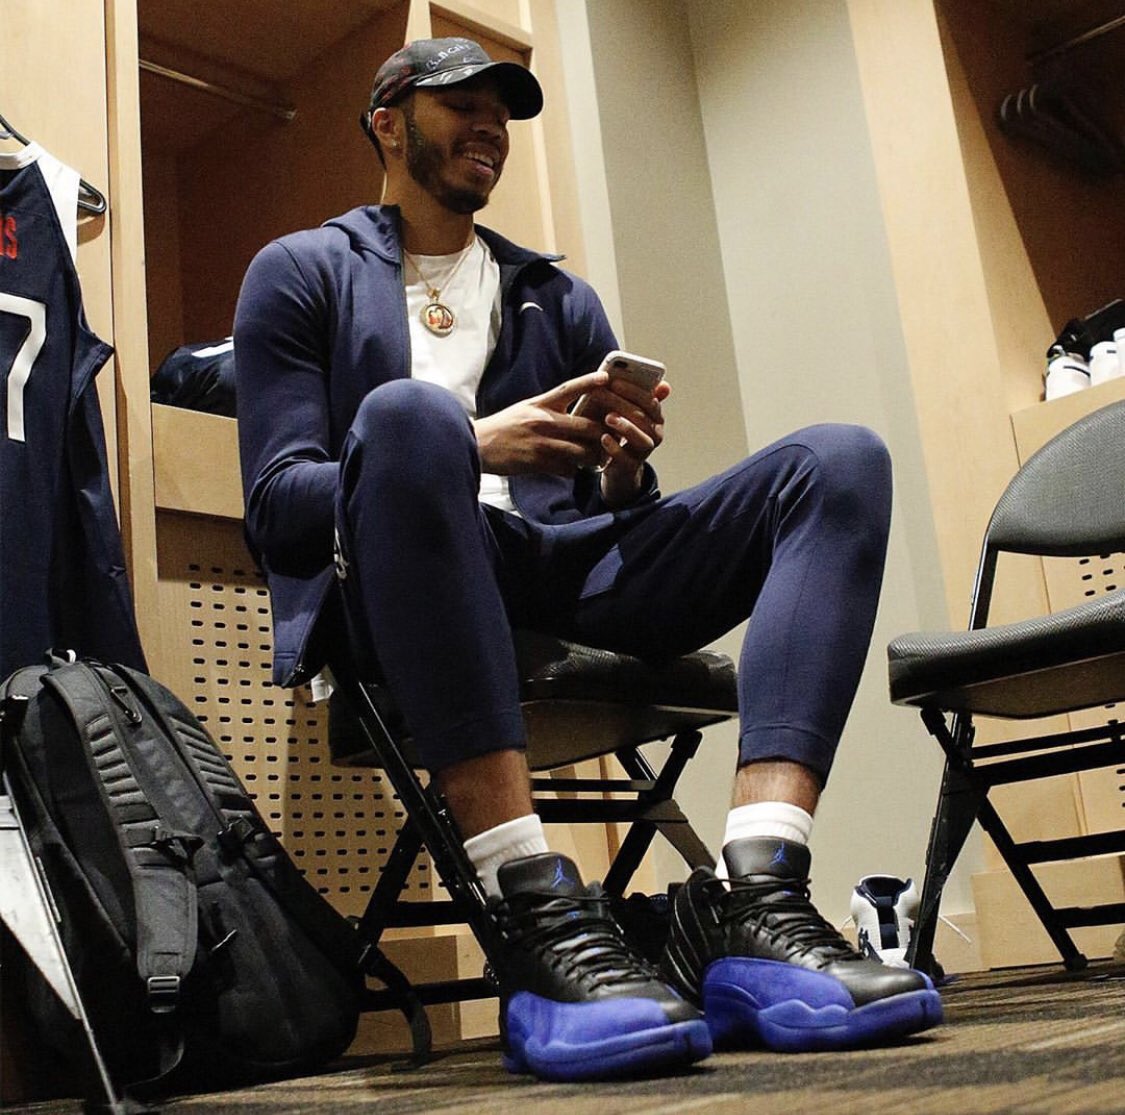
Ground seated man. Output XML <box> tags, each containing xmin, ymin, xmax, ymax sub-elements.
<box><xmin>234</xmin><ymin>36</ymin><xmax>942</xmax><ymax>1083</ymax></box>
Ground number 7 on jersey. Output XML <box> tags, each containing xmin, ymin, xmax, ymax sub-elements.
<box><xmin>0</xmin><ymin>292</ymin><xmax>47</xmax><ymax>443</ymax></box>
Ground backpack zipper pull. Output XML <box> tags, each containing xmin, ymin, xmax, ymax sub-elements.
<box><xmin>109</xmin><ymin>684</ymin><xmax>143</xmax><ymax>724</ymax></box>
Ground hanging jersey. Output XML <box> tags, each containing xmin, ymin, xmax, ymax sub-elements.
<box><xmin>9</xmin><ymin>143</ymin><xmax>81</xmax><ymax>263</ymax></box>
<box><xmin>0</xmin><ymin>144</ymin><xmax>146</xmax><ymax>677</ymax></box>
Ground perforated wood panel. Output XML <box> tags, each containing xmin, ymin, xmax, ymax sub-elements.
<box><xmin>154</xmin><ymin>511</ymin><xmax>433</xmax><ymax>918</ymax></box>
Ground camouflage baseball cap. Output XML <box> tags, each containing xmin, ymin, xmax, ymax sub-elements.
<box><xmin>367</xmin><ymin>37</ymin><xmax>543</xmax><ymax>120</ymax></box>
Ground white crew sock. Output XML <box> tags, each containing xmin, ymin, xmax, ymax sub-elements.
<box><xmin>716</xmin><ymin>801</ymin><xmax>815</xmax><ymax>879</ymax></box>
<box><xmin>463</xmin><ymin>813</ymin><xmax>550</xmax><ymax>898</ymax></box>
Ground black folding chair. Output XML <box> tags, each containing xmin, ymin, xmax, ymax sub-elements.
<box><xmin>326</xmin><ymin>630</ymin><xmax>737</xmax><ymax>1053</ymax></box>
<box><xmin>887</xmin><ymin>399</ymin><xmax>1125</xmax><ymax>975</ymax></box>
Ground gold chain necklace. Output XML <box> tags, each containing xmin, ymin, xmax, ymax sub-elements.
<box><xmin>403</xmin><ymin>239</ymin><xmax>477</xmax><ymax>337</ymax></box>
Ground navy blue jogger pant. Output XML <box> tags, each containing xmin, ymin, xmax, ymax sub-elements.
<box><xmin>335</xmin><ymin>380</ymin><xmax>892</xmax><ymax>784</ymax></box>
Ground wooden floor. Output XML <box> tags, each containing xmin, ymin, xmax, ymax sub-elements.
<box><xmin>7</xmin><ymin>962</ymin><xmax>1125</xmax><ymax>1115</ymax></box>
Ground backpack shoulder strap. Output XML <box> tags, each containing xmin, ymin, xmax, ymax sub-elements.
<box><xmin>120</xmin><ymin>665</ymin><xmax>363</xmax><ymax>971</ymax></box>
<box><xmin>43</xmin><ymin>662</ymin><xmax>199</xmax><ymax>1019</ymax></box>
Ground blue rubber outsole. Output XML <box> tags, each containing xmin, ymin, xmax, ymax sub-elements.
<box><xmin>704</xmin><ymin>973</ymin><xmax>944</xmax><ymax>1053</ymax></box>
<box><xmin>503</xmin><ymin>1016</ymin><xmax>713</xmax><ymax>1082</ymax></box>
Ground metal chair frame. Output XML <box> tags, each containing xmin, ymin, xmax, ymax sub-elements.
<box><xmin>325</xmin><ymin>643</ymin><xmax>736</xmax><ymax>1053</ymax></box>
<box><xmin>890</xmin><ymin>400</ymin><xmax>1125</xmax><ymax>975</ymax></box>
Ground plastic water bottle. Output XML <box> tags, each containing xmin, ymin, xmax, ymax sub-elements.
<box><xmin>1089</xmin><ymin>340</ymin><xmax>1120</xmax><ymax>386</ymax></box>
<box><xmin>1044</xmin><ymin>348</ymin><xmax>1090</xmax><ymax>400</ymax></box>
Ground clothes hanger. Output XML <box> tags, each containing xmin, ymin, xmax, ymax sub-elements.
<box><xmin>0</xmin><ymin>110</ymin><xmax>107</xmax><ymax>215</ymax></box>
<box><xmin>997</xmin><ymin>82</ymin><xmax>1122</xmax><ymax>175</ymax></box>
<box><xmin>1019</xmin><ymin>84</ymin><xmax>1112</xmax><ymax>172</ymax></box>
<box><xmin>1037</xmin><ymin>82</ymin><xmax>1125</xmax><ymax>171</ymax></box>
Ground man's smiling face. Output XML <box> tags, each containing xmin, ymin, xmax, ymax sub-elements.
<box><xmin>401</xmin><ymin>80</ymin><xmax>510</xmax><ymax>214</ymax></box>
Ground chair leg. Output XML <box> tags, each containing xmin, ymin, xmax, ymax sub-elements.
<box><xmin>354</xmin><ymin>816</ymin><xmax>424</xmax><ymax>949</ymax></box>
<box><xmin>908</xmin><ymin>758</ymin><xmax>988</xmax><ymax>976</ymax></box>
<box><xmin>654</xmin><ymin>813</ymin><xmax>713</xmax><ymax>873</ymax></box>
<box><xmin>603</xmin><ymin>732</ymin><xmax>714</xmax><ymax>895</ymax></box>
<box><xmin>647</xmin><ymin>731</ymin><xmax>715</xmax><ymax>872</ymax></box>
<box><xmin>976</xmin><ymin>798</ymin><xmax>1087</xmax><ymax>971</ymax></box>
<box><xmin>601</xmin><ymin>821</ymin><xmax>654</xmax><ymax>896</ymax></box>
<box><xmin>332</xmin><ymin>672</ymin><xmax>507</xmax><ymax>970</ymax></box>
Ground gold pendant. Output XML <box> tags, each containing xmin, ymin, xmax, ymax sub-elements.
<box><xmin>421</xmin><ymin>301</ymin><xmax>455</xmax><ymax>336</ymax></box>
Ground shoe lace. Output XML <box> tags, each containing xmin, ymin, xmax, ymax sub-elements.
<box><xmin>715</xmin><ymin>874</ymin><xmax>861</xmax><ymax>965</ymax></box>
<box><xmin>497</xmin><ymin>886</ymin><xmax>660</xmax><ymax>991</ymax></box>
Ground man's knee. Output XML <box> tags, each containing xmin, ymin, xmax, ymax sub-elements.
<box><xmin>758</xmin><ymin>424</ymin><xmax>891</xmax><ymax>542</ymax></box>
<box><xmin>796</xmin><ymin>422</ymin><xmax>887</xmax><ymax>465</ymax></box>
<box><xmin>346</xmin><ymin>380</ymin><xmax>478</xmax><ymax>495</ymax></box>
<box><xmin>799</xmin><ymin>423</ymin><xmax>890</xmax><ymax>508</ymax></box>
<box><xmin>351</xmin><ymin>379</ymin><xmax>473</xmax><ymax>453</ymax></box>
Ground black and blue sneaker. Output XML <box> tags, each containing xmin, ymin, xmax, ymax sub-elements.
<box><xmin>661</xmin><ymin>837</ymin><xmax>943</xmax><ymax>1053</ymax></box>
<box><xmin>491</xmin><ymin>853</ymin><xmax>712</xmax><ymax>1081</ymax></box>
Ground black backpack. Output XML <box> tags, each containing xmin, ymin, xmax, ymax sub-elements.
<box><xmin>0</xmin><ymin>655</ymin><xmax>364</xmax><ymax>1097</ymax></box>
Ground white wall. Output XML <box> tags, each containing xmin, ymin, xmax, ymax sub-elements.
<box><xmin>561</xmin><ymin>0</ymin><xmax>982</xmax><ymax>925</ymax></box>
<box><xmin>557</xmin><ymin>0</ymin><xmax>747</xmax><ymax>884</ymax></box>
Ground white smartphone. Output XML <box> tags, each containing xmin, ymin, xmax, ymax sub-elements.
<box><xmin>571</xmin><ymin>350</ymin><xmax>666</xmax><ymax>418</ymax></box>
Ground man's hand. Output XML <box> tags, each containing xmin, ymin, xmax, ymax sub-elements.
<box><xmin>595</xmin><ymin>377</ymin><xmax>671</xmax><ymax>508</ymax></box>
<box><xmin>474</xmin><ymin>369</ymin><xmax>612</xmax><ymax>476</ymax></box>
<box><xmin>474</xmin><ymin>369</ymin><xmax>671</xmax><ymax>508</ymax></box>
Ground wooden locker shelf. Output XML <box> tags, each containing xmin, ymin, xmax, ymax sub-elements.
<box><xmin>152</xmin><ymin>404</ymin><xmax>242</xmax><ymax>518</ymax></box>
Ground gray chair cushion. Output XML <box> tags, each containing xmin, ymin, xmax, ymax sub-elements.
<box><xmin>888</xmin><ymin>588</ymin><xmax>1125</xmax><ymax>718</ymax></box>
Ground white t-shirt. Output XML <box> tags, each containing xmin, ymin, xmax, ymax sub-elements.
<box><xmin>405</xmin><ymin>236</ymin><xmax>516</xmax><ymax>514</ymax></box>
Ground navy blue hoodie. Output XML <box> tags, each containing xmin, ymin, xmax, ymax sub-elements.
<box><xmin>234</xmin><ymin>205</ymin><xmax>655</xmax><ymax>685</ymax></box>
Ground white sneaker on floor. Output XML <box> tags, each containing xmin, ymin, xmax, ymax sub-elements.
<box><xmin>850</xmin><ymin>875</ymin><xmax>919</xmax><ymax>969</ymax></box>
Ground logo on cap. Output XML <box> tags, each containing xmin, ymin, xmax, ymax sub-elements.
<box><xmin>423</xmin><ymin>41</ymin><xmax>471</xmax><ymax>71</ymax></box>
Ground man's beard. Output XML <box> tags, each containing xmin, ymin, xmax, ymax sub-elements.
<box><xmin>404</xmin><ymin>114</ymin><xmax>494</xmax><ymax>215</ymax></box>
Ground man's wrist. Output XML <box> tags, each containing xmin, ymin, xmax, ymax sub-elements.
<box><xmin>599</xmin><ymin>466</ymin><xmax>644</xmax><ymax>509</ymax></box>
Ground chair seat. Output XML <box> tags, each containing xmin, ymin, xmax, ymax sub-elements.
<box><xmin>330</xmin><ymin>631</ymin><xmax>738</xmax><ymax>770</ymax></box>
<box><xmin>888</xmin><ymin>588</ymin><xmax>1125</xmax><ymax>718</ymax></box>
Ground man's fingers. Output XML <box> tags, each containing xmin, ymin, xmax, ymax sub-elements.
<box><xmin>599</xmin><ymin>377</ymin><xmax>669</xmax><ymax>425</ymax></box>
<box><xmin>545</xmin><ymin>406</ymin><xmax>606</xmax><ymax>445</ymax></box>
<box><xmin>604</xmin><ymin>377</ymin><xmax>652</xmax><ymax>407</ymax></box>
<box><xmin>542</xmin><ymin>435</ymin><xmax>605</xmax><ymax>474</ymax></box>
<box><xmin>606</xmin><ymin>413</ymin><xmax>656</xmax><ymax>456</ymax></box>
<box><xmin>544</xmin><ymin>368</ymin><xmax>610</xmax><ymax>409</ymax></box>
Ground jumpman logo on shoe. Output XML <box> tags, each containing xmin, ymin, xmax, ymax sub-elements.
<box><xmin>770</xmin><ymin>844</ymin><xmax>788</xmax><ymax>869</ymax></box>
